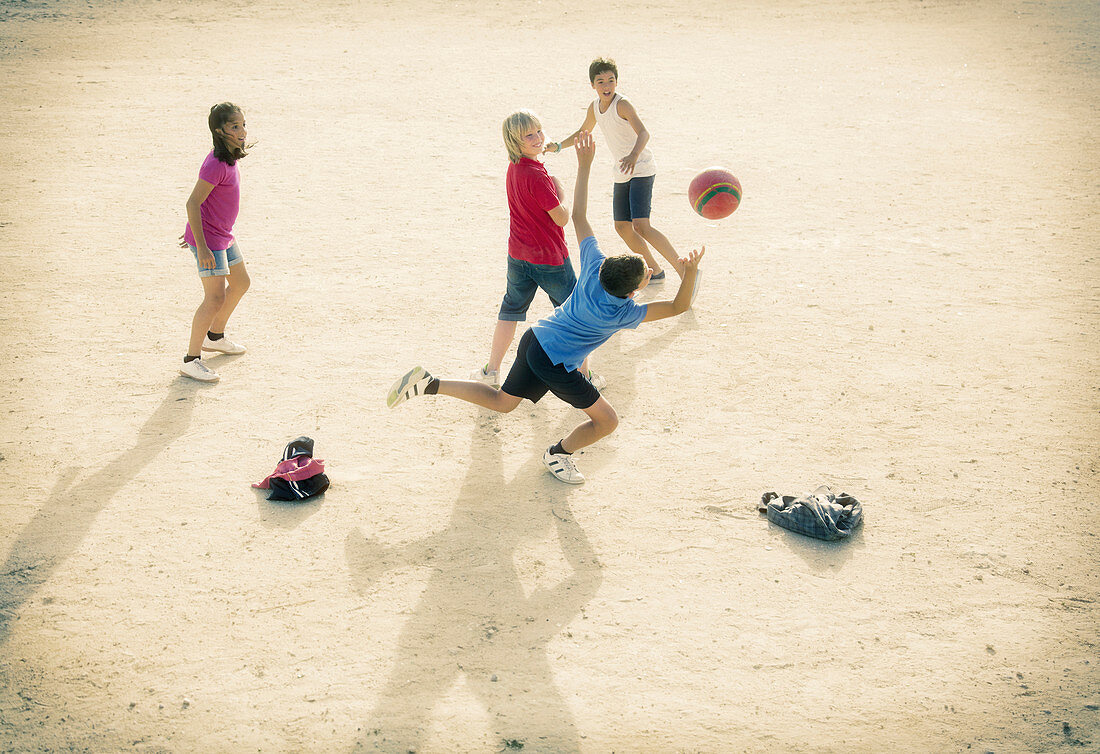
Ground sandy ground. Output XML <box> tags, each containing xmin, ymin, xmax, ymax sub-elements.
<box><xmin>0</xmin><ymin>0</ymin><xmax>1097</xmax><ymax>751</ymax></box>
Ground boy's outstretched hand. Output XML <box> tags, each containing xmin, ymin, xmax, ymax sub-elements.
<box><xmin>574</xmin><ymin>130</ymin><xmax>595</xmax><ymax>166</ymax></box>
<box><xmin>681</xmin><ymin>246</ymin><xmax>706</xmax><ymax>272</ymax></box>
<box><xmin>639</xmin><ymin>245</ymin><xmax>707</xmax><ymax>323</ymax></box>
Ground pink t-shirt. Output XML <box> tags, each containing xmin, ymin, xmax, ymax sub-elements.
<box><xmin>183</xmin><ymin>151</ymin><xmax>240</xmax><ymax>251</ymax></box>
<box><xmin>506</xmin><ymin>157</ymin><xmax>568</xmax><ymax>266</ymax></box>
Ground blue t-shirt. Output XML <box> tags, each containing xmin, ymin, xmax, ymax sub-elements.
<box><xmin>531</xmin><ymin>235</ymin><xmax>648</xmax><ymax>371</ymax></box>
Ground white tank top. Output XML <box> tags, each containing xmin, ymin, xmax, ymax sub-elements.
<box><xmin>593</xmin><ymin>94</ymin><xmax>656</xmax><ymax>183</ymax></box>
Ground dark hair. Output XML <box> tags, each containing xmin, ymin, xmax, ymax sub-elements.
<box><xmin>599</xmin><ymin>254</ymin><xmax>646</xmax><ymax>298</ymax></box>
<box><xmin>588</xmin><ymin>57</ymin><xmax>618</xmax><ymax>83</ymax></box>
<box><xmin>209</xmin><ymin>102</ymin><xmax>248</xmax><ymax>165</ymax></box>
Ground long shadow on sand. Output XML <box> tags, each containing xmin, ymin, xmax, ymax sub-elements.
<box><xmin>346</xmin><ymin>416</ymin><xmax>603</xmax><ymax>752</ymax></box>
<box><xmin>0</xmin><ymin>380</ymin><xmax>200</xmax><ymax>644</ymax></box>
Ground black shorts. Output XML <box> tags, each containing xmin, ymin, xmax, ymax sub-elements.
<box><xmin>612</xmin><ymin>175</ymin><xmax>655</xmax><ymax>222</ymax></box>
<box><xmin>501</xmin><ymin>329</ymin><xmax>601</xmax><ymax>410</ymax></box>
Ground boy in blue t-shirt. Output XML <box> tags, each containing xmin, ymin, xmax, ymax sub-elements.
<box><xmin>387</xmin><ymin>131</ymin><xmax>704</xmax><ymax>485</ymax></box>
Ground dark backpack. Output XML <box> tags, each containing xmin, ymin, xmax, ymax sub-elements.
<box><xmin>253</xmin><ymin>436</ymin><xmax>330</xmax><ymax>502</ymax></box>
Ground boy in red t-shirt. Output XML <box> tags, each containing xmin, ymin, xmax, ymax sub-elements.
<box><xmin>471</xmin><ymin>109</ymin><xmax>597</xmax><ymax>388</ymax></box>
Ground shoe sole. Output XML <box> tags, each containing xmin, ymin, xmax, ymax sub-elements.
<box><xmin>387</xmin><ymin>367</ymin><xmax>426</xmax><ymax>408</ymax></box>
<box><xmin>542</xmin><ymin>454</ymin><xmax>585</xmax><ymax>484</ymax></box>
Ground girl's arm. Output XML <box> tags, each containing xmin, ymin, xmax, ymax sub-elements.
<box><xmin>616</xmin><ymin>98</ymin><xmax>650</xmax><ymax>175</ymax></box>
<box><xmin>184</xmin><ymin>179</ymin><xmax>216</xmax><ymax>268</ymax></box>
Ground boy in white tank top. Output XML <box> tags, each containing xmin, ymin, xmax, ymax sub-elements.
<box><xmin>546</xmin><ymin>57</ymin><xmax>684</xmax><ymax>281</ymax></box>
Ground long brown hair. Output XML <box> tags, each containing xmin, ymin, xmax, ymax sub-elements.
<box><xmin>208</xmin><ymin>102</ymin><xmax>250</xmax><ymax>165</ymax></box>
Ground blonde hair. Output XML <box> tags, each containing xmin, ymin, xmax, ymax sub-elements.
<box><xmin>502</xmin><ymin>109</ymin><xmax>541</xmax><ymax>164</ymax></box>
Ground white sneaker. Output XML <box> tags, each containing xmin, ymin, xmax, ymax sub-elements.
<box><xmin>387</xmin><ymin>366</ymin><xmax>433</xmax><ymax>408</ymax></box>
<box><xmin>585</xmin><ymin>371</ymin><xmax>607</xmax><ymax>390</ymax></box>
<box><xmin>542</xmin><ymin>447</ymin><xmax>585</xmax><ymax>484</ymax></box>
<box><xmin>180</xmin><ymin>358</ymin><xmax>219</xmax><ymax>382</ymax></box>
<box><xmin>202</xmin><ymin>335</ymin><xmax>246</xmax><ymax>354</ymax></box>
<box><xmin>470</xmin><ymin>365</ymin><xmax>500</xmax><ymax>389</ymax></box>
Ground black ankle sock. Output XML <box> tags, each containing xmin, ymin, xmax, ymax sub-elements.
<box><xmin>425</xmin><ymin>378</ymin><xmax>440</xmax><ymax>395</ymax></box>
<box><xmin>207</xmin><ymin>331</ymin><xmax>224</xmax><ymax>341</ymax></box>
<box><xmin>184</xmin><ymin>355</ymin><xmax>200</xmax><ymax>363</ymax></box>
<box><xmin>550</xmin><ymin>440</ymin><xmax>570</xmax><ymax>456</ymax></box>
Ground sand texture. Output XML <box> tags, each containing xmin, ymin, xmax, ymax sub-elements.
<box><xmin>1</xmin><ymin>0</ymin><xmax>1097</xmax><ymax>751</ymax></box>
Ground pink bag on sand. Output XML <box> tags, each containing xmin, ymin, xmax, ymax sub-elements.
<box><xmin>252</xmin><ymin>436</ymin><xmax>329</xmax><ymax>501</ymax></box>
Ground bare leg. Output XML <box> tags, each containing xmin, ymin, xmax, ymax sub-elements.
<box><xmin>615</xmin><ymin>221</ymin><xmax>662</xmax><ymax>274</ymax></box>
<box><xmin>559</xmin><ymin>397</ymin><xmax>619</xmax><ymax>453</ymax></box>
<box><xmin>436</xmin><ymin>379</ymin><xmax>524</xmax><ymax>413</ymax></box>
<box><xmin>209</xmin><ymin>261</ymin><xmax>251</xmax><ymax>333</ymax></box>
<box><xmin>487</xmin><ymin>319</ymin><xmax>518</xmax><ymax>373</ymax></box>
<box><xmin>632</xmin><ymin>219</ymin><xmax>683</xmax><ymax>276</ymax></box>
<box><xmin>188</xmin><ymin>276</ymin><xmax>227</xmax><ymax>357</ymax></box>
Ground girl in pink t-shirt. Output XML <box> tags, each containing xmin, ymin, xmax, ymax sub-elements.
<box><xmin>177</xmin><ymin>102</ymin><xmax>253</xmax><ymax>383</ymax></box>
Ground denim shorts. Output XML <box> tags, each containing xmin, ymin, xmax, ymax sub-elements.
<box><xmin>498</xmin><ymin>255</ymin><xmax>577</xmax><ymax>321</ymax></box>
<box><xmin>501</xmin><ymin>329</ymin><xmax>601</xmax><ymax>409</ymax></box>
<box><xmin>189</xmin><ymin>242</ymin><xmax>243</xmax><ymax>277</ymax></box>
<box><xmin>612</xmin><ymin>175</ymin><xmax>655</xmax><ymax>222</ymax></box>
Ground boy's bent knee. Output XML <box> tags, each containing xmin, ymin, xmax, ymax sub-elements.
<box><xmin>587</xmin><ymin>401</ymin><xmax>619</xmax><ymax>434</ymax></box>
<box><xmin>601</xmin><ymin>413</ymin><xmax>619</xmax><ymax>435</ymax></box>
<box><xmin>497</xmin><ymin>393</ymin><xmax>524</xmax><ymax>413</ymax></box>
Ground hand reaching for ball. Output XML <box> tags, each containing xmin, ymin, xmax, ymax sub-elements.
<box><xmin>682</xmin><ymin>246</ymin><xmax>706</xmax><ymax>273</ymax></box>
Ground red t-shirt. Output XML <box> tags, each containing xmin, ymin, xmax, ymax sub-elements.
<box><xmin>506</xmin><ymin>157</ymin><xmax>568</xmax><ymax>265</ymax></box>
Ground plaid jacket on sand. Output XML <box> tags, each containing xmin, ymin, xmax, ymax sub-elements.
<box><xmin>758</xmin><ymin>485</ymin><xmax>863</xmax><ymax>541</ymax></box>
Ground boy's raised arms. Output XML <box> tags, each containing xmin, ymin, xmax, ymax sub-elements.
<box><xmin>571</xmin><ymin>131</ymin><xmax>596</xmax><ymax>244</ymax></box>
<box><xmin>642</xmin><ymin>247</ymin><xmax>705</xmax><ymax>322</ymax></box>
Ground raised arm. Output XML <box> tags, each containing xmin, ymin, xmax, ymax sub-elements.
<box><xmin>571</xmin><ymin>131</ymin><xmax>596</xmax><ymax>244</ymax></box>
<box><xmin>545</xmin><ymin>103</ymin><xmax>597</xmax><ymax>155</ymax></box>
<box><xmin>642</xmin><ymin>247</ymin><xmax>705</xmax><ymax>322</ymax></box>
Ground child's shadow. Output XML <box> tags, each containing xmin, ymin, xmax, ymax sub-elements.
<box><xmin>0</xmin><ymin>381</ymin><xmax>200</xmax><ymax>644</ymax></box>
<box><xmin>346</xmin><ymin>417</ymin><xmax>602</xmax><ymax>752</ymax></box>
